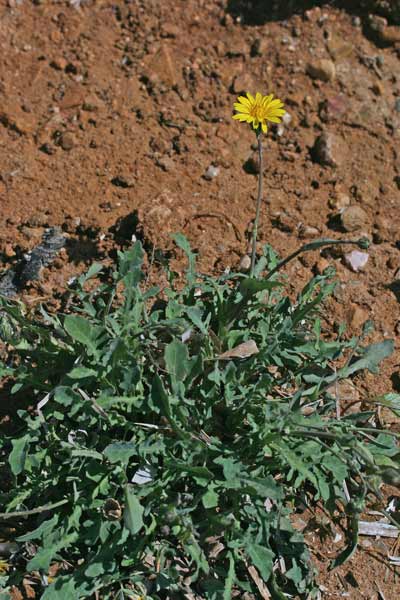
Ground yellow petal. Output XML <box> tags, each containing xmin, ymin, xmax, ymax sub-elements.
<box><xmin>261</xmin><ymin>121</ymin><xmax>268</xmax><ymax>133</ymax></box>
<box><xmin>266</xmin><ymin>115</ymin><xmax>282</xmax><ymax>123</ymax></box>
<box><xmin>237</xmin><ymin>95</ymin><xmax>251</xmax><ymax>108</ymax></box>
<box><xmin>252</xmin><ymin>119</ymin><xmax>259</xmax><ymax>129</ymax></box>
<box><xmin>255</xmin><ymin>92</ymin><xmax>263</xmax><ymax>104</ymax></box>
<box><xmin>268</xmin><ymin>108</ymin><xmax>286</xmax><ymax>118</ymax></box>
<box><xmin>232</xmin><ymin>113</ymin><xmax>247</xmax><ymax>121</ymax></box>
<box><xmin>263</xmin><ymin>94</ymin><xmax>274</xmax><ymax>105</ymax></box>
<box><xmin>246</xmin><ymin>92</ymin><xmax>255</xmax><ymax>104</ymax></box>
<box><xmin>268</xmin><ymin>99</ymin><xmax>284</xmax><ymax>109</ymax></box>
<box><xmin>234</xmin><ymin>102</ymin><xmax>250</xmax><ymax>113</ymax></box>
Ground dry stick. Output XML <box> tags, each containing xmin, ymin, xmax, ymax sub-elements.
<box><xmin>0</xmin><ymin>498</ymin><xmax>68</xmax><ymax>520</ymax></box>
<box><xmin>250</xmin><ymin>133</ymin><xmax>263</xmax><ymax>276</ymax></box>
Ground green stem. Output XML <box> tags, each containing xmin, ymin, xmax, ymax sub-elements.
<box><xmin>250</xmin><ymin>133</ymin><xmax>263</xmax><ymax>277</ymax></box>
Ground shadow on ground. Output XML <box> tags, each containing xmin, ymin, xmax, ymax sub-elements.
<box><xmin>226</xmin><ymin>0</ymin><xmax>399</xmax><ymax>25</ymax></box>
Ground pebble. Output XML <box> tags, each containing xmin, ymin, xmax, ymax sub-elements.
<box><xmin>326</xmin><ymin>378</ymin><xmax>361</xmax><ymax>414</ymax></box>
<box><xmin>315</xmin><ymin>257</ymin><xmax>330</xmax><ymax>274</ymax></box>
<box><xmin>344</xmin><ymin>250</ymin><xmax>369</xmax><ymax>272</ymax></box>
<box><xmin>306</xmin><ymin>58</ymin><xmax>336</xmax><ymax>82</ymax></box>
<box><xmin>204</xmin><ymin>165</ymin><xmax>220</xmax><ymax>181</ymax></box>
<box><xmin>59</xmin><ymin>132</ymin><xmax>75</xmax><ymax>151</ymax></box>
<box><xmin>347</xmin><ymin>305</ymin><xmax>369</xmax><ymax>331</ymax></box>
<box><xmin>395</xmin><ymin>98</ymin><xmax>400</xmax><ymax>113</ymax></box>
<box><xmin>299</xmin><ymin>224</ymin><xmax>320</xmax><ymax>238</ymax></box>
<box><xmin>312</xmin><ymin>132</ymin><xmax>345</xmax><ymax>167</ymax></box>
<box><xmin>239</xmin><ymin>254</ymin><xmax>251</xmax><ymax>272</ymax></box>
<box><xmin>329</xmin><ymin>192</ymin><xmax>350</xmax><ymax>211</ymax></box>
<box><xmin>4</xmin><ymin>243</ymin><xmax>15</xmax><ymax>258</ymax></box>
<box><xmin>319</xmin><ymin>95</ymin><xmax>349</xmax><ymax>122</ymax></box>
<box><xmin>340</xmin><ymin>205</ymin><xmax>369</xmax><ymax>232</ymax></box>
<box><xmin>39</xmin><ymin>143</ymin><xmax>56</xmax><ymax>155</ymax></box>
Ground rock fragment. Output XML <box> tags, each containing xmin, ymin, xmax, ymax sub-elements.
<box><xmin>312</xmin><ymin>132</ymin><xmax>345</xmax><ymax>167</ymax></box>
<box><xmin>340</xmin><ymin>206</ymin><xmax>369</xmax><ymax>232</ymax></box>
<box><xmin>306</xmin><ymin>58</ymin><xmax>336</xmax><ymax>82</ymax></box>
<box><xmin>344</xmin><ymin>250</ymin><xmax>369</xmax><ymax>272</ymax></box>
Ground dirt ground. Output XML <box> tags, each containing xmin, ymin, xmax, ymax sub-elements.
<box><xmin>1</xmin><ymin>0</ymin><xmax>400</xmax><ymax>598</ymax></box>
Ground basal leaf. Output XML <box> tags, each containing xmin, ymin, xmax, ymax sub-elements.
<box><xmin>123</xmin><ymin>485</ymin><xmax>144</xmax><ymax>535</ymax></box>
<box><xmin>246</xmin><ymin>543</ymin><xmax>274</xmax><ymax>582</ymax></box>
<box><xmin>9</xmin><ymin>435</ymin><xmax>30</xmax><ymax>476</ymax></box>
<box><xmin>164</xmin><ymin>339</ymin><xmax>189</xmax><ymax>385</ymax></box>
<box><xmin>104</xmin><ymin>442</ymin><xmax>136</xmax><ymax>465</ymax></box>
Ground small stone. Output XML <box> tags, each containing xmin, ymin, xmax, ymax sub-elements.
<box><xmin>395</xmin><ymin>98</ymin><xmax>400</xmax><ymax>113</ymax></box>
<box><xmin>352</xmin><ymin>16</ymin><xmax>361</xmax><ymax>27</ymax></box>
<box><xmin>329</xmin><ymin>192</ymin><xmax>350</xmax><ymax>211</ymax></box>
<box><xmin>4</xmin><ymin>243</ymin><xmax>15</xmax><ymax>258</ymax></box>
<box><xmin>306</xmin><ymin>58</ymin><xmax>336</xmax><ymax>82</ymax></box>
<box><xmin>326</xmin><ymin>378</ymin><xmax>361</xmax><ymax>414</ymax></box>
<box><xmin>312</xmin><ymin>132</ymin><xmax>345</xmax><ymax>167</ymax></box>
<box><xmin>299</xmin><ymin>224</ymin><xmax>320</xmax><ymax>238</ymax></box>
<box><xmin>341</xmin><ymin>206</ymin><xmax>369</xmax><ymax>232</ymax></box>
<box><xmin>327</xmin><ymin>35</ymin><xmax>354</xmax><ymax>60</ymax></box>
<box><xmin>50</xmin><ymin>57</ymin><xmax>68</xmax><ymax>71</ymax></box>
<box><xmin>344</xmin><ymin>250</ymin><xmax>369</xmax><ymax>272</ymax></box>
<box><xmin>347</xmin><ymin>304</ymin><xmax>369</xmax><ymax>331</ymax></box>
<box><xmin>315</xmin><ymin>257</ymin><xmax>330</xmax><ymax>274</ymax></box>
<box><xmin>111</xmin><ymin>175</ymin><xmax>135</xmax><ymax>188</ymax></box>
<box><xmin>204</xmin><ymin>165</ymin><xmax>220</xmax><ymax>181</ymax></box>
<box><xmin>59</xmin><ymin>132</ymin><xmax>75</xmax><ymax>151</ymax></box>
<box><xmin>39</xmin><ymin>143</ymin><xmax>56</xmax><ymax>155</ymax></box>
<box><xmin>250</xmin><ymin>37</ymin><xmax>268</xmax><ymax>57</ymax></box>
<box><xmin>239</xmin><ymin>254</ymin><xmax>251</xmax><ymax>272</ymax></box>
<box><xmin>161</xmin><ymin>23</ymin><xmax>180</xmax><ymax>38</ymax></box>
<box><xmin>156</xmin><ymin>156</ymin><xmax>174</xmax><ymax>172</ymax></box>
<box><xmin>59</xmin><ymin>85</ymin><xmax>85</xmax><ymax>110</ymax></box>
<box><xmin>394</xmin><ymin>267</ymin><xmax>400</xmax><ymax>281</ymax></box>
<box><xmin>371</xmin><ymin>81</ymin><xmax>384</xmax><ymax>96</ymax></box>
<box><xmin>319</xmin><ymin>94</ymin><xmax>349</xmax><ymax>123</ymax></box>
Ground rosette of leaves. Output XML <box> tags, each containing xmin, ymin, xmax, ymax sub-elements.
<box><xmin>0</xmin><ymin>236</ymin><xmax>399</xmax><ymax>599</ymax></box>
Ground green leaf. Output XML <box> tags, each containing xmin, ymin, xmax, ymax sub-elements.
<box><xmin>342</xmin><ymin>340</ymin><xmax>394</xmax><ymax>377</ymax></box>
<box><xmin>202</xmin><ymin>487</ymin><xmax>219</xmax><ymax>509</ymax></box>
<box><xmin>68</xmin><ymin>366</ymin><xmax>97</xmax><ymax>379</ymax></box>
<box><xmin>246</xmin><ymin>543</ymin><xmax>274</xmax><ymax>582</ymax></box>
<box><xmin>164</xmin><ymin>339</ymin><xmax>189</xmax><ymax>385</ymax></box>
<box><xmin>123</xmin><ymin>485</ymin><xmax>144</xmax><ymax>535</ymax></box>
<box><xmin>239</xmin><ymin>278</ymin><xmax>281</xmax><ymax>296</ymax></box>
<box><xmin>9</xmin><ymin>435</ymin><xmax>30</xmax><ymax>476</ymax></box>
<box><xmin>16</xmin><ymin>515</ymin><xmax>58</xmax><ymax>542</ymax></box>
<box><xmin>64</xmin><ymin>315</ymin><xmax>101</xmax><ymax>355</ymax></box>
<box><xmin>27</xmin><ymin>533</ymin><xmax>78</xmax><ymax>572</ymax></box>
<box><xmin>172</xmin><ymin>233</ymin><xmax>196</xmax><ymax>284</ymax></box>
<box><xmin>223</xmin><ymin>552</ymin><xmax>236</xmax><ymax>600</ymax></box>
<box><xmin>104</xmin><ymin>442</ymin><xmax>136</xmax><ymax>464</ymax></box>
<box><xmin>41</xmin><ymin>578</ymin><xmax>77</xmax><ymax>600</ymax></box>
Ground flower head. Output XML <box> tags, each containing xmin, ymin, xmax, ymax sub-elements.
<box><xmin>233</xmin><ymin>92</ymin><xmax>285</xmax><ymax>134</ymax></box>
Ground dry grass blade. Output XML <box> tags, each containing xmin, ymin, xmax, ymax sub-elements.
<box><xmin>218</xmin><ymin>340</ymin><xmax>259</xmax><ymax>360</ymax></box>
<box><xmin>247</xmin><ymin>564</ymin><xmax>272</xmax><ymax>599</ymax></box>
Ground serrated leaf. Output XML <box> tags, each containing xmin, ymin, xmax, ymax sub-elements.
<box><xmin>342</xmin><ymin>340</ymin><xmax>394</xmax><ymax>377</ymax></box>
<box><xmin>246</xmin><ymin>543</ymin><xmax>274</xmax><ymax>582</ymax></box>
<box><xmin>41</xmin><ymin>577</ymin><xmax>77</xmax><ymax>600</ymax></box>
<box><xmin>27</xmin><ymin>533</ymin><xmax>78</xmax><ymax>572</ymax></box>
<box><xmin>64</xmin><ymin>315</ymin><xmax>101</xmax><ymax>356</ymax></box>
<box><xmin>9</xmin><ymin>435</ymin><xmax>29</xmax><ymax>476</ymax></box>
<box><xmin>16</xmin><ymin>514</ymin><xmax>58</xmax><ymax>542</ymax></box>
<box><xmin>123</xmin><ymin>485</ymin><xmax>144</xmax><ymax>535</ymax></box>
<box><xmin>223</xmin><ymin>552</ymin><xmax>236</xmax><ymax>600</ymax></box>
<box><xmin>104</xmin><ymin>442</ymin><xmax>136</xmax><ymax>464</ymax></box>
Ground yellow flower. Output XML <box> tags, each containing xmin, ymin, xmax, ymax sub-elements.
<box><xmin>233</xmin><ymin>92</ymin><xmax>285</xmax><ymax>133</ymax></box>
<box><xmin>0</xmin><ymin>559</ymin><xmax>10</xmax><ymax>575</ymax></box>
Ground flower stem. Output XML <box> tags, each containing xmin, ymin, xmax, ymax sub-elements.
<box><xmin>250</xmin><ymin>133</ymin><xmax>263</xmax><ymax>277</ymax></box>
